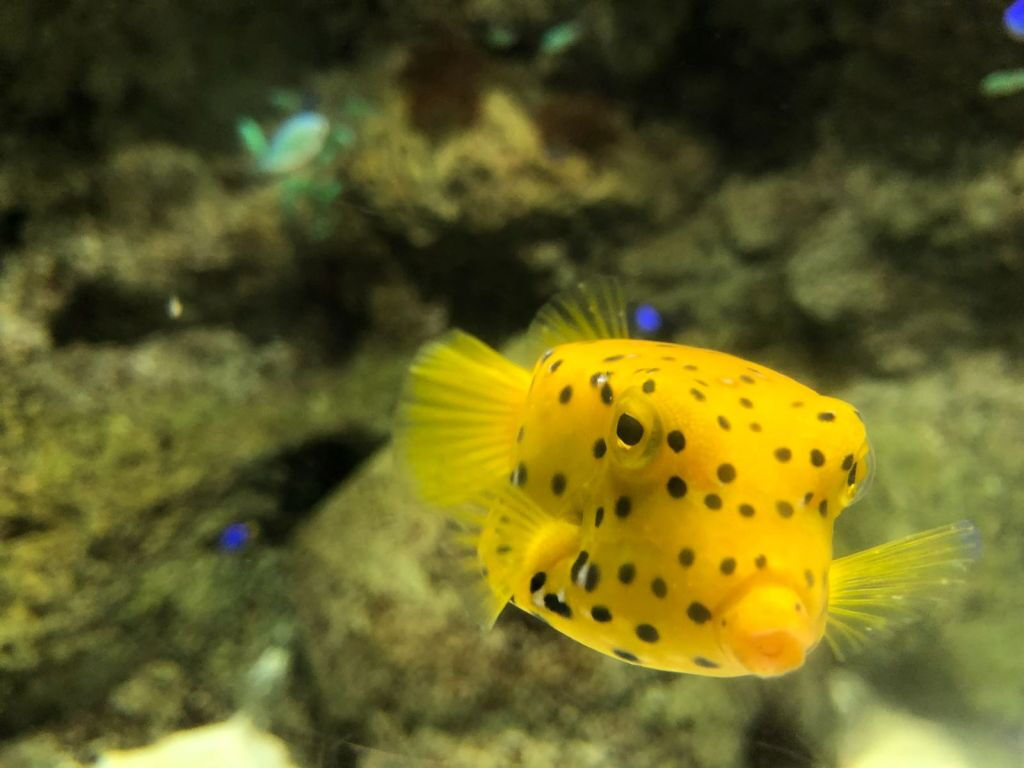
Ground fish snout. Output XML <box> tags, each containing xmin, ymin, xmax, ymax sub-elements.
<box><xmin>717</xmin><ymin>583</ymin><xmax>816</xmax><ymax>678</ymax></box>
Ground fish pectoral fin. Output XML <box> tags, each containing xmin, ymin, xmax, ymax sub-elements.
<box><xmin>395</xmin><ymin>330</ymin><xmax>530</xmax><ymax>507</ymax></box>
<box><xmin>473</xmin><ymin>485</ymin><xmax>580</xmax><ymax>629</ymax></box>
<box><xmin>825</xmin><ymin>520</ymin><xmax>980</xmax><ymax>661</ymax></box>
<box><xmin>526</xmin><ymin>277</ymin><xmax>630</xmax><ymax>358</ymax></box>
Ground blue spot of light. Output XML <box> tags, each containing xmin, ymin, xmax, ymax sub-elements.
<box><xmin>633</xmin><ymin>303</ymin><xmax>662</xmax><ymax>334</ymax></box>
<box><xmin>219</xmin><ymin>522</ymin><xmax>253</xmax><ymax>553</ymax></box>
<box><xmin>1005</xmin><ymin>0</ymin><xmax>1024</xmax><ymax>39</ymax></box>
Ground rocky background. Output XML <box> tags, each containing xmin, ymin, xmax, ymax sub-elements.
<box><xmin>1</xmin><ymin>1</ymin><xmax>1023</xmax><ymax>766</ymax></box>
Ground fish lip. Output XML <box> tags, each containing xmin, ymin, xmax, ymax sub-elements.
<box><xmin>715</xmin><ymin>578</ymin><xmax>816</xmax><ymax>677</ymax></box>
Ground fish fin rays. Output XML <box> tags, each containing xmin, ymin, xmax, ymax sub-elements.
<box><xmin>474</xmin><ymin>486</ymin><xmax>580</xmax><ymax>629</ymax></box>
<box><xmin>449</xmin><ymin>517</ymin><xmax>511</xmax><ymax>630</ymax></box>
<box><xmin>825</xmin><ymin>520</ymin><xmax>980</xmax><ymax>661</ymax></box>
<box><xmin>394</xmin><ymin>330</ymin><xmax>530</xmax><ymax>507</ymax></box>
<box><xmin>526</xmin><ymin>277</ymin><xmax>630</xmax><ymax>358</ymax></box>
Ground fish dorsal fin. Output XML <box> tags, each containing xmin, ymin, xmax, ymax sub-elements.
<box><xmin>526</xmin><ymin>277</ymin><xmax>630</xmax><ymax>359</ymax></box>
<box><xmin>472</xmin><ymin>485</ymin><xmax>579</xmax><ymax>628</ymax></box>
<box><xmin>825</xmin><ymin>520</ymin><xmax>980</xmax><ymax>662</ymax></box>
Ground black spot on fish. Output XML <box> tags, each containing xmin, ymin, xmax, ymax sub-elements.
<box><xmin>591</xmin><ymin>606</ymin><xmax>612</xmax><ymax>622</ymax></box>
<box><xmin>618</xmin><ymin>563</ymin><xmax>636</xmax><ymax>584</ymax></box>
<box><xmin>549</xmin><ymin>359</ymin><xmax>563</xmax><ymax>372</ymax></box>
<box><xmin>755</xmin><ymin>554</ymin><xmax>767</xmax><ymax>569</ymax></box>
<box><xmin>544</xmin><ymin>593</ymin><xmax>571</xmax><ymax>618</ymax></box>
<box><xmin>774</xmin><ymin>447</ymin><xmax>792</xmax><ymax>462</ymax></box>
<box><xmin>603</xmin><ymin>354</ymin><xmax>624</xmax><ymax>362</ymax></box>
<box><xmin>642</xmin><ymin>379</ymin><xmax>656</xmax><ymax>394</ymax></box>
<box><xmin>614</xmin><ymin>649</ymin><xmax>639</xmax><ymax>662</ymax></box>
<box><xmin>687</xmin><ymin>602</ymin><xmax>712</xmax><ymax>624</ymax></box>
<box><xmin>690</xmin><ymin>388</ymin><xmax>705</xmax><ymax>402</ymax></box>
<box><xmin>615</xmin><ymin>496</ymin><xmax>631</xmax><ymax>518</ymax></box>
<box><xmin>841</xmin><ymin>454</ymin><xmax>854</xmax><ymax>471</ymax></box>
<box><xmin>551</xmin><ymin>473</ymin><xmax>567</xmax><ymax>495</ymax></box>
<box><xmin>584</xmin><ymin>563</ymin><xmax>601</xmax><ymax>592</ymax></box>
<box><xmin>818</xmin><ymin>499</ymin><xmax>828</xmax><ymax>517</ymax></box>
<box><xmin>570</xmin><ymin>551</ymin><xmax>589</xmax><ymax>584</ymax></box>
<box><xmin>818</xmin><ymin>411</ymin><xmax>836</xmax><ymax>422</ymax></box>
<box><xmin>720</xmin><ymin>557</ymin><xmax>736</xmax><ymax>575</ymax></box>
<box><xmin>530</xmin><ymin>572</ymin><xmax>546</xmax><ymax>592</ymax></box>
<box><xmin>717</xmin><ymin>464</ymin><xmax>736</xmax><ymax>483</ymax></box>
<box><xmin>667</xmin><ymin>430</ymin><xmax>685</xmax><ymax>452</ymax></box>
<box><xmin>595</xmin><ymin>506</ymin><xmax>604</xmax><ymax>527</ymax></box>
<box><xmin>678</xmin><ymin>548</ymin><xmax>695</xmax><ymax>567</ymax></box>
<box><xmin>739</xmin><ymin>503</ymin><xmax>755</xmax><ymax>518</ymax></box>
<box><xmin>651</xmin><ymin>578</ymin><xmax>667</xmax><ymax>598</ymax></box>
<box><xmin>694</xmin><ymin>656</ymin><xmax>719</xmax><ymax>669</ymax></box>
<box><xmin>593</xmin><ymin>438</ymin><xmax>607</xmax><ymax>459</ymax></box>
<box><xmin>704</xmin><ymin>493</ymin><xmax>722</xmax><ymax>510</ymax></box>
<box><xmin>848</xmin><ymin>463</ymin><xmax>858</xmax><ymax>486</ymax></box>
<box><xmin>805</xmin><ymin>569</ymin><xmax>815</xmax><ymax>587</ymax></box>
<box><xmin>667</xmin><ymin>476</ymin><xmax>687</xmax><ymax>499</ymax></box>
<box><xmin>717</xmin><ymin>415</ymin><xmax>731</xmax><ymax>431</ymax></box>
<box><xmin>601</xmin><ymin>382</ymin><xmax>614</xmax><ymax>405</ymax></box>
<box><xmin>559</xmin><ymin>385</ymin><xmax>572</xmax><ymax>404</ymax></box>
<box><xmin>636</xmin><ymin>624</ymin><xmax>659</xmax><ymax>643</ymax></box>
<box><xmin>513</xmin><ymin>462</ymin><xmax>527</xmax><ymax>486</ymax></box>
<box><xmin>776</xmin><ymin>500</ymin><xmax>794</xmax><ymax>518</ymax></box>
<box><xmin>810</xmin><ymin>449</ymin><xmax>825</xmax><ymax>467</ymax></box>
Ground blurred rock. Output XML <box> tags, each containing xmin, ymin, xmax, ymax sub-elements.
<box><xmin>0</xmin><ymin>330</ymin><xmax>404</xmax><ymax>735</ymax></box>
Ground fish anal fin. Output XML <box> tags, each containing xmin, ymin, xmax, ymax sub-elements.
<box><xmin>395</xmin><ymin>330</ymin><xmax>530</xmax><ymax>507</ymax></box>
<box><xmin>825</xmin><ymin>520</ymin><xmax>980</xmax><ymax>661</ymax></box>
<box><xmin>526</xmin><ymin>277</ymin><xmax>629</xmax><ymax>359</ymax></box>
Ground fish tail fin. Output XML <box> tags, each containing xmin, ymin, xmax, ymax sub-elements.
<box><xmin>395</xmin><ymin>330</ymin><xmax>531</xmax><ymax>507</ymax></box>
<box><xmin>237</xmin><ymin>117</ymin><xmax>269</xmax><ymax>161</ymax></box>
<box><xmin>825</xmin><ymin>520</ymin><xmax>980</xmax><ymax>661</ymax></box>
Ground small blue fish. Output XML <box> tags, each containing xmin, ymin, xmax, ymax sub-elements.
<box><xmin>1005</xmin><ymin>0</ymin><xmax>1024</xmax><ymax>39</ymax></box>
<box><xmin>219</xmin><ymin>522</ymin><xmax>255</xmax><ymax>552</ymax></box>
<box><xmin>633</xmin><ymin>303</ymin><xmax>662</xmax><ymax>334</ymax></box>
<box><xmin>238</xmin><ymin>111</ymin><xmax>330</xmax><ymax>175</ymax></box>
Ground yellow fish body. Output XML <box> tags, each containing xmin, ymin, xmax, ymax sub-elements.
<box><xmin>396</xmin><ymin>279</ymin><xmax>978</xmax><ymax>678</ymax></box>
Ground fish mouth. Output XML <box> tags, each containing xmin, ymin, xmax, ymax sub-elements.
<box><xmin>716</xmin><ymin>582</ymin><xmax>816</xmax><ymax>678</ymax></box>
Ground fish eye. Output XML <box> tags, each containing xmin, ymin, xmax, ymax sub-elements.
<box><xmin>616</xmin><ymin>413</ymin><xmax>645</xmax><ymax>447</ymax></box>
<box><xmin>610</xmin><ymin>390</ymin><xmax>662</xmax><ymax>470</ymax></box>
<box><xmin>851</xmin><ymin>443</ymin><xmax>876</xmax><ymax>504</ymax></box>
<box><xmin>842</xmin><ymin>440</ymin><xmax>875</xmax><ymax>507</ymax></box>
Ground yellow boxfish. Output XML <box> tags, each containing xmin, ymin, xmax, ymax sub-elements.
<box><xmin>395</xmin><ymin>279</ymin><xmax>979</xmax><ymax>677</ymax></box>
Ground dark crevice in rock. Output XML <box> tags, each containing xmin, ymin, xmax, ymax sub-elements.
<box><xmin>742</xmin><ymin>705</ymin><xmax>819</xmax><ymax>768</ymax></box>
<box><xmin>49</xmin><ymin>280</ymin><xmax>172</xmax><ymax>346</ymax></box>
<box><xmin>0</xmin><ymin>207</ymin><xmax>28</xmax><ymax>250</ymax></box>
<box><xmin>47</xmin><ymin>261</ymin><xmax>367</xmax><ymax>355</ymax></box>
<box><xmin>0</xmin><ymin>515</ymin><xmax>51</xmax><ymax>542</ymax></box>
<box><xmin>255</xmin><ymin>432</ymin><xmax>383</xmax><ymax>546</ymax></box>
